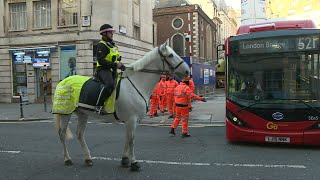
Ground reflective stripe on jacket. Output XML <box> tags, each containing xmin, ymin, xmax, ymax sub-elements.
<box><xmin>166</xmin><ymin>79</ymin><xmax>178</xmax><ymax>94</ymax></box>
<box><xmin>96</xmin><ymin>40</ymin><xmax>120</xmax><ymax>70</ymax></box>
<box><xmin>174</xmin><ymin>82</ymin><xmax>202</xmax><ymax>105</ymax></box>
<box><xmin>158</xmin><ymin>80</ymin><xmax>167</xmax><ymax>96</ymax></box>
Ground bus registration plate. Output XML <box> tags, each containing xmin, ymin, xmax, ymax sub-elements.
<box><xmin>265</xmin><ymin>136</ymin><xmax>290</xmax><ymax>143</ymax></box>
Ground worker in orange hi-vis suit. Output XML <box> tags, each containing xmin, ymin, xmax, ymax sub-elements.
<box><xmin>166</xmin><ymin>74</ymin><xmax>178</xmax><ymax>119</ymax></box>
<box><xmin>149</xmin><ymin>83</ymin><xmax>160</xmax><ymax>118</ymax></box>
<box><xmin>169</xmin><ymin>76</ymin><xmax>207</xmax><ymax>138</ymax></box>
<box><xmin>188</xmin><ymin>76</ymin><xmax>195</xmax><ymax>112</ymax></box>
<box><xmin>158</xmin><ymin>74</ymin><xmax>167</xmax><ymax>113</ymax></box>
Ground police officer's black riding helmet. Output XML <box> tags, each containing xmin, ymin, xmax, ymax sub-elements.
<box><xmin>99</xmin><ymin>24</ymin><xmax>114</xmax><ymax>35</ymax></box>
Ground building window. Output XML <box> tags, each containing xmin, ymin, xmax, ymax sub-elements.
<box><xmin>172</xmin><ymin>18</ymin><xmax>183</xmax><ymax>29</ymax></box>
<box><xmin>200</xmin><ymin>20</ymin><xmax>204</xmax><ymax>31</ymax></box>
<box><xmin>206</xmin><ymin>25</ymin><xmax>212</xmax><ymax>60</ymax></box>
<box><xmin>200</xmin><ymin>35</ymin><xmax>204</xmax><ymax>58</ymax></box>
<box><xmin>172</xmin><ymin>34</ymin><xmax>185</xmax><ymax>56</ymax></box>
<box><xmin>59</xmin><ymin>0</ymin><xmax>78</xmax><ymax>26</ymax></box>
<box><xmin>12</xmin><ymin>52</ymin><xmax>28</xmax><ymax>96</ymax></box>
<box><xmin>9</xmin><ymin>3</ymin><xmax>27</xmax><ymax>30</ymax></box>
<box><xmin>133</xmin><ymin>25</ymin><xmax>140</xmax><ymax>40</ymax></box>
<box><xmin>133</xmin><ymin>0</ymin><xmax>140</xmax><ymax>25</ymax></box>
<box><xmin>133</xmin><ymin>0</ymin><xmax>140</xmax><ymax>39</ymax></box>
<box><xmin>34</xmin><ymin>0</ymin><xmax>51</xmax><ymax>28</ymax></box>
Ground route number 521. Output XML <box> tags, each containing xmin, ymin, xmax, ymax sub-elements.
<box><xmin>297</xmin><ymin>36</ymin><xmax>319</xmax><ymax>50</ymax></box>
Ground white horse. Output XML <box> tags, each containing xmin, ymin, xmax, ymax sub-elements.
<box><xmin>54</xmin><ymin>42</ymin><xmax>190</xmax><ymax>171</ymax></box>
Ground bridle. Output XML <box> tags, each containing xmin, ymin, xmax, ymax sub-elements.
<box><xmin>139</xmin><ymin>47</ymin><xmax>185</xmax><ymax>75</ymax></box>
<box><xmin>125</xmin><ymin>47</ymin><xmax>186</xmax><ymax>114</ymax></box>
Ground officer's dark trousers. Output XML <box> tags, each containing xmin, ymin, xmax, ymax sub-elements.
<box><xmin>96</xmin><ymin>69</ymin><xmax>115</xmax><ymax>106</ymax></box>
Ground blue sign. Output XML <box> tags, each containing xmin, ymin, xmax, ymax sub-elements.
<box><xmin>180</xmin><ymin>57</ymin><xmax>216</xmax><ymax>86</ymax></box>
<box><xmin>10</xmin><ymin>47</ymin><xmax>56</xmax><ymax>53</ymax></box>
<box><xmin>33</xmin><ymin>58</ymin><xmax>50</xmax><ymax>68</ymax></box>
<box><xmin>204</xmin><ymin>69</ymin><xmax>210</xmax><ymax>85</ymax></box>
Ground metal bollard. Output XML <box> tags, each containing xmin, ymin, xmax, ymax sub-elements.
<box><xmin>43</xmin><ymin>65</ymin><xmax>48</xmax><ymax>112</ymax></box>
<box><xmin>19</xmin><ymin>92</ymin><xmax>24</xmax><ymax>120</ymax></box>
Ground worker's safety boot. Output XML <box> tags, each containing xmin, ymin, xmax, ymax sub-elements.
<box><xmin>169</xmin><ymin>128</ymin><xmax>176</xmax><ymax>135</ymax></box>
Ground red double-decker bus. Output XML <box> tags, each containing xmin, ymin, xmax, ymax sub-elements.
<box><xmin>225</xmin><ymin>20</ymin><xmax>320</xmax><ymax>145</ymax></box>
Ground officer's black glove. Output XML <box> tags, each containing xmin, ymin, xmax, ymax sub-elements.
<box><xmin>120</xmin><ymin>64</ymin><xmax>126</xmax><ymax>71</ymax></box>
<box><xmin>112</xmin><ymin>55</ymin><xmax>117</xmax><ymax>62</ymax></box>
<box><xmin>118</xmin><ymin>56</ymin><xmax>122</xmax><ymax>61</ymax></box>
<box><xmin>201</xmin><ymin>98</ymin><xmax>207</xmax><ymax>102</ymax></box>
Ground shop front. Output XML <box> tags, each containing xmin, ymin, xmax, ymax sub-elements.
<box><xmin>10</xmin><ymin>47</ymin><xmax>56</xmax><ymax>103</ymax></box>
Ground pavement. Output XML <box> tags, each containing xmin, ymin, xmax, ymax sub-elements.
<box><xmin>0</xmin><ymin>89</ymin><xmax>226</xmax><ymax>127</ymax></box>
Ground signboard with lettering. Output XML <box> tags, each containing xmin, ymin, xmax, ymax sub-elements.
<box><xmin>238</xmin><ymin>35</ymin><xmax>320</xmax><ymax>54</ymax></box>
<box><xmin>33</xmin><ymin>58</ymin><xmax>50</xmax><ymax>68</ymax></box>
<box><xmin>204</xmin><ymin>69</ymin><xmax>210</xmax><ymax>85</ymax></box>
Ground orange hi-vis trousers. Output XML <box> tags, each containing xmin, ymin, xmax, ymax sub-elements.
<box><xmin>160</xmin><ymin>95</ymin><xmax>167</xmax><ymax>112</ymax></box>
<box><xmin>149</xmin><ymin>95</ymin><xmax>159</xmax><ymax>115</ymax></box>
<box><xmin>166</xmin><ymin>94</ymin><xmax>175</xmax><ymax>116</ymax></box>
<box><xmin>170</xmin><ymin>106</ymin><xmax>189</xmax><ymax>134</ymax></box>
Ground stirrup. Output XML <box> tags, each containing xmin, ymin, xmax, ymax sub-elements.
<box><xmin>95</xmin><ymin>106</ymin><xmax>107</xmax><ymax>115</ymax></box>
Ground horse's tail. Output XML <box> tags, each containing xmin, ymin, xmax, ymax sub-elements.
<box><xmin>54</xmin><ymin>114</ymin><xmax>73</xmax><ymax>140</ymax></box>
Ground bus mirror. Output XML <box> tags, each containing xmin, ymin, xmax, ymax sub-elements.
<box><xmin>217</xmin><ymin>44</ymin><xmax>225</xmax><ymax>51</ymax></box>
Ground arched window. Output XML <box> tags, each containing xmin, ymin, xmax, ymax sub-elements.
<box><xmin>206</xmin><ymin>25</ymin><xmax>212</xmax><ymax>60</ymax></box>
<box><xmin>172</xmin><ymin>17</ymin><xmax>184</xmax><ymax>30</ymax></box>
<box><xmin>200</xmin><ymin>35</ymin><xmax>204</xmax><ymax>58</ymax></box>
<box><xmin>172</xmin><ymin>34</ymin><xmax>185</xmax><ymax>56</ymax></box>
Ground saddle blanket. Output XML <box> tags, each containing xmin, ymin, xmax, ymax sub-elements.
<box><xmin>52</xmin><ymin>75</ymin><xmax>120</xmax><ymax>114</ymax></box>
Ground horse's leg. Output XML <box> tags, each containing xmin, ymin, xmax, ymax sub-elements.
<box><xmin>122</xmin><ymin>118</ymin><xmax>140</xmax><ymax>171</ymax></box>
<box><xmin>58</xmin><ymin>114</ymin><xmax>73</xmax><ymax>166</ymax></box>
<box><xmin>75</xmin><ymin>111</ymin><xmax>93</xmax><ymax>166</ymax></box>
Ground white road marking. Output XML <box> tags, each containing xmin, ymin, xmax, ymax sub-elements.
<box><xmin>0</xmin><ymin>150</ymin><xmax>21</xmax><ymax>154</ymax></box>
<box><xmin>92</xmin><ymin>157</ymin><xmax>210</xmax><ymax>166</ymax></box>
<box><xmin>213</xmin><ymin>163</ymin><xmax>306</xmax><ymax>169</ymax></box>
<box><xmin>92</xmin><ymin>156</ymin><xmax>306</xmax><ymax>169</ymax></box>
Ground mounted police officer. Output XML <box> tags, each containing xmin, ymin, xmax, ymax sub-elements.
<box><xmin>95</xmin><ymin>24</ymin><xmax>126</xmax><ymax>112</ymax></box>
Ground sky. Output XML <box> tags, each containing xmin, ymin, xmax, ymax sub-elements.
<box><xmin>225</xmin><ymin>0</ymin><xmax>241</xmax><ymax>10</ymax></box>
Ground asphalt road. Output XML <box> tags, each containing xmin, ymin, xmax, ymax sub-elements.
<box><xmin>0</xmin><ymin>122</ymin><xmax>320</xmax><ymax>180</ymax></box>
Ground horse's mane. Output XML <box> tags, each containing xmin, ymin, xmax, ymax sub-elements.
<box><xmin>127</xmin><ymin>48</ymin><xmax>158</xmax><ymax>71</ymax></box>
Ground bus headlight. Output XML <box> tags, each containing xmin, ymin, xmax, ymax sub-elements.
<box><xmin>226</xmin><ymin>109</ymin><xmax>249</xmax><ymax>127</ymax></box>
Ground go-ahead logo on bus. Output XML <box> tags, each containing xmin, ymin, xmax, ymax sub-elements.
<box><xmin>266</xmin><ymin>122</ymin><xmax>288</xmax><ymax>130</ymax></box>
<box><xmin>272</xmin><ymin>112</ymin><xmax>284</xmax><ymax>120</ymax></box>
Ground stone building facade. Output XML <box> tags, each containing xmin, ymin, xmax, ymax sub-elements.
<box><xmin>0</xmin><ymin>0</ymin><xmax>154</xmax><ymax>103</ymax></box>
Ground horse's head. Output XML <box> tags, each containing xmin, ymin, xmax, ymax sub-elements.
<box><xmin>158</xmin><ymin>42</ymin><xmax>190</xmax><ymax>80</ymax></box>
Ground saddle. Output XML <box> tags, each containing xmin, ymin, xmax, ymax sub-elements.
<box><xmin>78</xmin><ymin>75</ymin><xmax>121</xmax><ymax>114</ymax></box>
<box><xmin>78</xmin><ymin>78</ymin><xmax>113</xmax><ymax>107</ymax></box>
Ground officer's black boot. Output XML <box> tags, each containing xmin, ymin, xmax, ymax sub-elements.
<box><xmin>169</xmin><ymin>128</ymin><xmax>175</xmax><ymax>135</ymax></box>
<box><xmin>95</xmin><ymin>86</ymin><xmax>113</xmax><ymax>115</ymax></box>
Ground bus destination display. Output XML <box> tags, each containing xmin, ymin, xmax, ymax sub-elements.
<box><xmin>239</xmin><ymin>35</ymin><xmax>320</xmax><ymax>54</ymax></box>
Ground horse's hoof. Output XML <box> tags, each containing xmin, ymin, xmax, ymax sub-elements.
<box><xmin>64</xmin><ymin>159</ymin><xmax>73</xmax><ymax>166</ymax></box>
<box><xmin>130</xmin><ymin>162</ymin><xmax>141</xmax><ymax>172</ymax></box>
<box><xmin>121</xmin><ymin>157</ymin><xmax>130</xmax><ymax>168</ymax></box>
<box><xmin>85</xmin><ymin>159</ymin><xmax>93</xmax><ymax>166</ymax></box>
